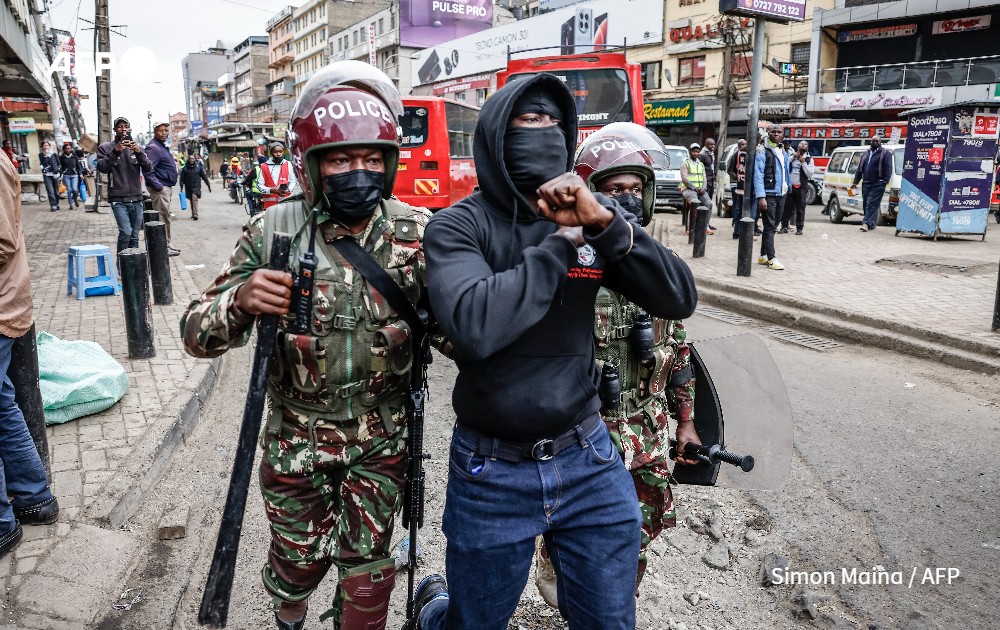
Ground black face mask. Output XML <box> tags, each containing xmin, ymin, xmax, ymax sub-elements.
<box><xmin>503</xmin><ymin>126</ymin><xmax>568</xmax><ymax>193</ymax></box>
<box><xmin>323</xmin><ymin>170</ymin><xmax>385</xmax><ymax>223</ymax></box>
<box><xmin>614</xmin><ymin>192</ymin><xmax>643</xmax><ymax>216</ymax></box>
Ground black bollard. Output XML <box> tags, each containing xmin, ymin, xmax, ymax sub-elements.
<box><xmin>142</xmin><ymin>210</ymin><xmax>159</xmax><ymax>248</ymax></box>
<box><xmin>119</xmin><ymin>248</ymin><xmax>156</xmax><ymax>359</ymax></box>
<box><xmin>737</xmin><ymin>217</ymin><xmax>755</xmax><ymax>277</ymax></box>
<box><xmin>144</xmin><ymin>221</ymin><xmax>173</xmax><ymax>305</ymax></box>
<box><xmin>692</xmin><ymin>206</ymin><xmax>709</xmax><ymax>258</ymax></box>
<box><xmin>9</xmin><ymin>323</ymin><xmax>51</xmax><ymax>480</ymax></box>
<box><xmin>686</xmin><ymin>204</ymin><xmax>695</xmax><ymax>245</ymax></box>
<box><xmin>992</xmin><ymin>259</ymin><xmax>1000</xmax><ymax>331</ymax></box>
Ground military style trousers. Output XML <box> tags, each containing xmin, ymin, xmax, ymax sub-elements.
<box><xmin>259</xmin><ymin>407</ymin><xmax>406</xmax><ymax>626</ymax></box>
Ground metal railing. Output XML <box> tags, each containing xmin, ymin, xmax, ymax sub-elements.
<box><xmin>819</xmin><ymin>55</ymin><xmax>1000</xmax><ymax>92</ymax></box>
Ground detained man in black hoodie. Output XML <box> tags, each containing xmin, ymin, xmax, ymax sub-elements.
<box><xmin>411</xmin><ymin>75</ymin><xmax>697</xmax><ymax>629</ymax></box>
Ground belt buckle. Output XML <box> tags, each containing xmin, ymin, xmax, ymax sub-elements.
<box><xmin>531</xmin><ymin>438</ymin><xmax>555</xmax><ymax>461</ymax></box>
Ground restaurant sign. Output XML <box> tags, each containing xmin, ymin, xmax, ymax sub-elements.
<box><xmin>644</xmin><ymin>100</ymin><xmax>695</xmax><ymax>125</ymax></box>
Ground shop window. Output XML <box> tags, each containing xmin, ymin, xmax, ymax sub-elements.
<box><xmin>731</xmin><ymin>52</ymin><xmax>752</xmax><ymax>78</ymax></box>
<box><xmin>641</xmin><ymin>61</ymin><xmax>661</xmax><ymax>90</ymax></box>
<box><xmin>791</xmin><ymin>42</ymin><xmax>810</xmax><ymax>72</ymax></box>
<box><xmin>379</xmin><ymin>18</ymin><xmax>384</xmax><ymax>35</ymax></box>
<box><xmin>679</xmin><ymin>56</ymin><xmax>706</xmax><ymax>87</ymax></box>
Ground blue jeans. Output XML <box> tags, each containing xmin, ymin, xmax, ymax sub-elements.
<box><xmin>421</xmin><ymin>419</ymin><xmax>641</xmax><ymax>630</ymax></box>
<box><xmin>63</xmin><ymin>174</ymin><xmax>80</xmax><ymax>206</ymax></box>
<box><xmin>43</xmin><ymin>175</ymin><xmax>60</xmax><ymax>210</ymax></box>
<box><xmin>111</xmin><ymin>201</ymin><xmax>144</xmax><ymax>255</ymax></box>
<box><xmin>0</xmin><ymin>334</ymin><xmax>55</xmax><ymax>536</ymax></box>
<box><xmin>862</xmin><ymin>180</ymin><xmax>886</xmax><ymax>229</ymax></box>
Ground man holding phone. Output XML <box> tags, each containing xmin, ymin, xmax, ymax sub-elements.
<box><xmin>255</xmin><ymin>141</ymin><xmax>297</xmax><ymax>211</ymax></box>
<box><xmin>781</xmin><ymin>141</ymin><xmax>813</xmax><ymax>235</ymax></box>
<box><xmin>96</xmin><ymin>117</ymin><xmax>153</xmax><ymax>256</ymax></box>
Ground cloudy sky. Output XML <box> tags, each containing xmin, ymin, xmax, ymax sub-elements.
<box><xmin>47</xmin><ymin>0</ymin><xmax>289</xmax><ymax>135</ymax></box>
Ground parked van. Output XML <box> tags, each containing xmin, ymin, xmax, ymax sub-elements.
<box><xmin>820</xmin><ymin>144</ymin><xmax>904</xmax><ymax>225</ymax></box>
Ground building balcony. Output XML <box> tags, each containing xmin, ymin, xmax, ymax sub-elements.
<box><xmin>818</xmin><ymin>54</ymin><xmax>1000</xmax><ymax>93</ymax></box>
<box><xmin>266</xmin><ymin>76</ymin><xmax>295</xmax><ymax>97</ymax></box>
<box><xmin>268</xmin><ymin>52</ymin><xmax>294</xmax><ymax>68</ymax></box>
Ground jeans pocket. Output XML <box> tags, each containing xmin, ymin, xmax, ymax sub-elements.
<box><xmin>449</xmin><ymin>434</ymin><xmax>491</xmax><ymax>481</ymax></box>
<box><xmin>587</xmin><ymin>423</ymin><xmax>619</xmax><ymax>466</ymax></box>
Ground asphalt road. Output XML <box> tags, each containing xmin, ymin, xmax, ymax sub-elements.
<box><xmin>95</xmin><ymin>188</ymin><xmax>1000</xmax><ymax>630</ymax></box>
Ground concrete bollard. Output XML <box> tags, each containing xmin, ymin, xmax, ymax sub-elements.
<box><xmin>737</xmin><ymin>217</ymin><xmax>755</xmax><ymax>277</ymax></box>
<box><xmin>144</xmin><ymin>221</ymin><xmax>173</xmax><ymax>305</ymax></box>
<box><xmin>9</xmin><ymin>323</ymin><xmax>51</xmax><ymax>480</ymax></box>
<box><xmin>692</xmin><ymin>206</ymin><xmax>709</xmax><ymax>258</ymax></box>
<box><xmin>119</xmin><ymin>248</ymin><xmax>156</xmax><ymax>359</ymax></box>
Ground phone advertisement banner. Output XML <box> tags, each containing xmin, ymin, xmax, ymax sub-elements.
<box><xmin>411</xmin><ymin>0</ymin><xmax>664</xmax><ymax>86</ymax></box>
<box><xmin>400</xmin><ymin>0</ymin><xmax>493</xmax><ymax>49</ymax></box>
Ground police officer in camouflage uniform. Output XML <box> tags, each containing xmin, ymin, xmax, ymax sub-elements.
<box><xmin>536</xmin><ymin>124</ymin><xmax>704</xmax><ymax>603</ymax></box>
<box><xmin>180</xmin><ymin>62</ymin><xmax>431</xmax><ymax>630</ymax></box>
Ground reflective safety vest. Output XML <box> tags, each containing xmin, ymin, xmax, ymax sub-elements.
<box><xmin>680</xmin><ymin>158</ymin><xmax>705</xmax><ymax>191</ymax></box>
<box><xmin>260</xmin><ymin>160</ymin><xmax>291</xmax><ymax>209</ymax></box>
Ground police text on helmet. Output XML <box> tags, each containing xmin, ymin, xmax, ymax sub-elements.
<box><xmin>312</xmin><ymin>98</ymin><xmax>393</xmax><ymax>126</ymax></box>
<box><xmin>589</xmin><ymin>139</ymin><xmax>643</xmax><ymax>159</ymax></box>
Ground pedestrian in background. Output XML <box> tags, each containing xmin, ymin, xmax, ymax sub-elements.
<box><xmin>96</xmin><ymin>117</ymin><xmax>152</xmax><ymax>256</ymax></box>
<box><xmin>782</xmin><ymin>140</ymin><xmax>813</xmax><ymax>235</ymax></box>
<box><xmin>680</xmin><ymin>143</ymin><xmax>714</xmax><ymax>235</ymax></box>
<box><xmin>59</xmin><ymin>142</ymin><xmax>82</xmax><ymax>210</ymax></box>
<box><xmin>728</xmin><ymin>138</ymin><xmax>755</xmax><ymax>239</ymax></box>
<box><xmin>178</xmin><ymin>153</ymin><xmax>211</xmax><ymax>221</ymax></box>
<box><xmin>754</xmin><ymin>124</ymin><xmax>790</xmax><ymax>270</ymax></box>
<box><xmin>38</xmin><ymin>141</ymin><xmax>62</xmax><ymax>212</ymax></box>
<box><xmin>255</xmin><ymin>142</ymin><xmax>298</xmax><ymax>211</ymax></box>
<box><xmin>144</xmin><ymin>121</ymin><xmax>180</xmax><ymax>256</ymax></box>
<box><xmin>0</xmin><ymin>150</ymin><xmax>60</xmax><ymax>561</ymax></box>
<box><xmin>851</xmin><ymin>135</ymin><xmax>893</xmax><ymax>232</ymax></box>
<box><xmin>1</xmin><ymin>140</ymin><xmax>18</xmax><ymax>171</ymax></box>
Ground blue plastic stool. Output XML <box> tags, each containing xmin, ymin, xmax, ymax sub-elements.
<box><xmin>67</xmin><ymin>245</ymin><xmax>120</xmax><ymax>300</ymax></box>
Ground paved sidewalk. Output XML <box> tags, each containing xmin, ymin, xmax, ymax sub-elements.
<box><xmin>649</xmin><ymin>209</ymin><xmax>1000</xmax><ymax>372</ymax></box>
<box><xmin>1</xmin><ymin>202</ymin><xmax>219</xmax><ymax>628</ymax></box>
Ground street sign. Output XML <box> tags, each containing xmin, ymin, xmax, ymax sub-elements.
<box><xmin>889</xmin><ymin>126</ymin><xmax>902</xmax><ymax>143</ymax></box>
<box><xmin>8</xmin><ymin>117</ymin><xmax>36</xmax><ymax>133</ymax></box>
<box><xmin>720</xmin><ymin>0</ymin><xmax>807</xmax><ymax>23</ymax></box>
<box><xmin>777</xmin><ymin>62</ymin><xmax>803</xmax><ymax>76</ymax></box>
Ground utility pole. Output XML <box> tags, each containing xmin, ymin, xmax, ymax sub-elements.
<box><xmin>718</xmin><ymin>17</ymin><xmax>735</xmax><ymax>155</ymax></box>
<box><xmin>739</xmin><ymin>19</ymin><xmax>767</xmax><ymax>257</ymax></box>
<box><xmin>94</xmin><ymin>0</ymin><xmax>112</xmax><ymax>210</ymax></box>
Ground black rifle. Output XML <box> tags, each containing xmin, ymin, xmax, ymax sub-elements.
<box><xmin>290</xmin><ymin>206</ymin><xmax>319</xmax><ymax>334</ymax></box>
<box><xmin>329</xmin><ymin>237</ymin><xmax>430</xmax><ymax>627</ymax></box>
<box><xmin>198</xmin><ymin>232</ymin><xmax>292</xmax><ymax>628</ymax></box>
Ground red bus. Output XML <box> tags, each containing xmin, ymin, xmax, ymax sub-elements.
<box><xmin>394</xmin><ymin>96</ymin><xmax>479</xmax><ymax>210</ymax></box>
<box><xmin>496</xmin><ymin>51</ymin><xmax>645</xmax><ymax>146</ymax></box>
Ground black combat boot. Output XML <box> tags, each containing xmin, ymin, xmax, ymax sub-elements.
<box><xmin>403</xmin><ymin>574</ymin><xmax>448</xmax><ymax>630</ymax></box>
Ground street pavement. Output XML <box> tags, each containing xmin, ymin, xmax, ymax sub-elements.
<box><xmin>2</xmin><ymin>188</ymin><xmax>999</xmax><ymax>628</ymax></box>
<box><xmin>649</xmin><ymin>206</ymin><xmax>1000</xmax><ymax>373</ymax></box>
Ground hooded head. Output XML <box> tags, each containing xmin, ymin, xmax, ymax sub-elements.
<box><xmin>473</xmin><ymin>73</ymin><xmax>577</xmax><ymax>218</ymax></box>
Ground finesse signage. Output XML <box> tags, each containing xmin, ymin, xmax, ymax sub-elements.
<box><xmin>644</xmin><ymin>100</ymin><xmax>695</xmax><ymax>125</ymax></box>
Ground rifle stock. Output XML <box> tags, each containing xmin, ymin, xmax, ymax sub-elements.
<box><xmin>198</xmin><ymin>232</ymin><xmax>292</xmax><ymax>627</ymax></box>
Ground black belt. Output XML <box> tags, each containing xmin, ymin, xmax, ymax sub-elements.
<box><xmin>457</xmin><ymin>414</ymin><xmax>602</xmax><ymax>463</ymax></box>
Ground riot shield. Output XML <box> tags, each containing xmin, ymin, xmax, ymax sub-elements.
<box><xmin>671</xmin><ymin>333</ymin><xmax>793</xmax><ymax>490</ymax></box>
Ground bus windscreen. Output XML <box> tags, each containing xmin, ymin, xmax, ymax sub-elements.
<box><xmin>506</xmin><ymin>69</ymin><xmax>632</xmax><ymax>126</ymax></box>
<box><xmin>400</xmin><ymin>106</ymin><xmax>429</xmax><ymax>148</ymax></box>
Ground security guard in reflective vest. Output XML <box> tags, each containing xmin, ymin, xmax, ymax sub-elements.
<box><xmin>256</xmin><ymin>141</ymin><xmax>298</xmax><ymax>210</ymax></box>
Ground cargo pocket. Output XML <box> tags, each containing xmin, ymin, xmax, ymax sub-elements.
<box><xmin>365</xmin><ymin>322</ymin><xmax>412</xmax><ymax>402</ymax></box>
<box><xmin>648</xmin><ymin>345</ymin><xmax>675</xmax><ymax>398</ymax></box>
<box><xmin>281</xmin><ymin>332</ymin><xmax>327</xmax><ymax>394</ymax></box>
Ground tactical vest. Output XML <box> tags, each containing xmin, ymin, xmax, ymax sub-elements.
<box><xmin>680</xmin><ymin>158</ymin><xmax>705</xmax><ymax>191</ymax></box>
<box><xmin>593</xmin><ymin>287</ymin><xmax>680</xmax><ymax>420</ymax></box>
<box><xmin>261</xmin><ymin>197</ymin><xmax>424</xmax><ymax>425</ymax></box>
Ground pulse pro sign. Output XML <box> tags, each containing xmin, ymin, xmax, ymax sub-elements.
<box><xmin>432</xmin><ymin>0</ymin><xmax>489</xmax><ymax>17</ymax></box>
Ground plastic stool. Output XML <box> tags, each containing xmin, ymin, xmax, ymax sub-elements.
<box><xmin>67</xmin><ymin>245</ymin><xmax>120</xmax><ymax>300</ymax></box>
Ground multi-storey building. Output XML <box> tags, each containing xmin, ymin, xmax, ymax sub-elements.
<box><xmin>182</xmin><ymin>44</ymin><xmax>232</xmax><ymax>131</ymax></box>
<box><xmin>233</xmin><ymin>36</ymin><xmax>270</xmax><ymax>122</ymax></box>
<box><xmin>807</xmin><ymin>1</ymin><xmax>1000</xmax><ymax>121</ymax></box>
<box><xmin>266</xmin><ymin>6</ymin><xmax>296</xmax><ymax>126</ymax></box>
<box><xmin>327</xmin><ymin>5</ymin><xmax>417</xmax><ymax>95</ymax></box>
<box><xmin>292</xmin><ymin>0</ymin><xmax>391</xmax><ymax>99</ymax></box>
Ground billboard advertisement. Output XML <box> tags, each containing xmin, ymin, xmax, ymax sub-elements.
<box><xmin>205</xmin><ymin>101</ymin><xmax>224</xmax><ymax>126</ymax></box>
<box><xmin>720</xmin><ymin>0</ymin><xmax>806</xmax><ymax>23</ymax></box>
<box><xmin>411</xmin><ymin>0</ymin><xmax>664</xmax><ymax>86</ymax></box>
<box><xmin>400</xmin><ymin>0</ymin><xmax>493</xmax><ymax>49</ymax></box>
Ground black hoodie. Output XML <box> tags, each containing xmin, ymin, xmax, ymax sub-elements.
<box><xmin>424</xmin><ymin>73</ymin><xmax>697</xmax><ymax>441</ymax></box>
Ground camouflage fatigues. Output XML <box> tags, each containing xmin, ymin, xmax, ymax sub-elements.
<box><xmin>180</xmin><ymin>196</ymin><xmax>430</xmax><ymax>625</ymax></box>
<box><xmin>593</xmin><ymin>287</ymin><xmax>695</xmax><ymax>585</ymax></box>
